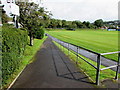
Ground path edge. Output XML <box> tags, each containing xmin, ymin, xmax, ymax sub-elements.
<box><xmin>6</xmin><ymin>38</ymin><xmax>47</xmax><ymax>90</ymax></box>
<box><xmin>7</xmin><ymin>64</ymin><xmax>27</xmax><ymax>90</ymax></box>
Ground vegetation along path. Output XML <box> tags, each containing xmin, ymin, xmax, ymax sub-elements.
<box><xmin>11</xmin><ymin>37</ymin><xmax>95</xmax><ymax>88</ymax></box>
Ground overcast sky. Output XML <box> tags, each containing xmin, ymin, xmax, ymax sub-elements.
<box><xmin>41</xmin><ymin>0</ymin><xmax>119</xmax><ymax>22</ymax></box>
<box><xmin>2</xmin><ymin>0</ymin><xmax>119</xmax><ymax>22</ymax></box>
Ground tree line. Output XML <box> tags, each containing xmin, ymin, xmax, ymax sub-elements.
<box><xmin>2</xmin><ymin>2</ymin><xmax>119</xmax><ymax>46</ymax></box>
<box><xmin>45</xmin><ymin>19</ymin><xmax>119</xmax><ymax>30</ymax></box>
<box><xmin>45</xmin><ymin>19</ymin><xmax>103</xmax><ymax>29</ymax></box>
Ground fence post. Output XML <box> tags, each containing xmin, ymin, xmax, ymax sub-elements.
<box><xmin>115</xmin><ymin>53</ymin><xmax>120</xmax><ymax>80</ymax></box>
<box><xmin>96</xmin><ymin>54</ymin><xmax>101</xmax><ymax>85</ymax></box>
<box><xmin>76</xmin><ymin>46</ymin><xmax>79</xmax><ymax>64</ymax></box>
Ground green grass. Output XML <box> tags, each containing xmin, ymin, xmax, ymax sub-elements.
<box><xmin>3</xmin><ymin>36</ymin><xmax>47</xmax><ymax>88</ymax></box>
<box><xmin>47</xmin><ymin>29</ymin><xmax>118</xmax><ymax>61</ymax></box>
<box><xmin>53</xmin><ymin>41</ymin><xmax>120</xmax><ymax>83</ymax></box>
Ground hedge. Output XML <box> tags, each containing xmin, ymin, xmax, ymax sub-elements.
<box><xmin>2</xmin><ymin>25</ymin><xmax>28</xmax><ymax>85</ymax></box>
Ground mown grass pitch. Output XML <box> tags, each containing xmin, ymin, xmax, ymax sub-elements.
<box><xmin>47</xmin><ymin>29</ymin><xmax>119</xmax><ymax>61</ymax></box>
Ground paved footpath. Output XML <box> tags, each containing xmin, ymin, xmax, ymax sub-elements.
<box><xmin>11</xmin><ymin>37</ymin><xmax>95</xmax><ymax>88</ymax></box>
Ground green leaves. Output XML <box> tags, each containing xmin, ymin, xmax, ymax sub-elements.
<box><xmin>94</xmin><ymin>19</ymin><xmax>104</xmax><ymax>28</ymax></box>
<box><xmin>2</xmin><ymin>25</ymin><xmax>28</xmax><ymax>85</ymax></box>
<box><xmin>19</xmin><ymin>2</ymin><xmax>50</xmax><ymax>32</ymax></box>
<box><xmin>18</xmin><ymin>2</ymin><xmax>50</xmax><ymax>45</ymax></box>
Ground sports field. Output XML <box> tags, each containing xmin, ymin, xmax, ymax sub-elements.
<box><xmin>47</xmin><ymin>29</ymin><xmax>119</xmax><ymax>61</ymax></box>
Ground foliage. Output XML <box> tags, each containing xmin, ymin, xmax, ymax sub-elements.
<box><xmin>3</xmin><ymin>37</ymin><xmax>47</xmax><ymax>88</ymax></box>
<box><xmin>2</xmin><ymin>9</ymin><xmax>9</xmax><ymax>24</ymax></box>
<box><xmin>46</xmin><ymin>18</ymin><xmax>119</xmax><ymax>30</ymax></box>
<box><xmin>33</xmin><ymin>27</ymin><xmax>45</xmax><ymax>39</ymax></box>
<box><xmin>47</xmin><ymin>19</ymin><xmax>99</xmax><ymax>29</ymax></box>
<box><xmin>94</xmin><ymin>19</ymin><xmax>104</xmax><ymax>28</ymax></box>
<box><xmin>2</xmin><ymin>25</ymin><xmax>28</xmax><ymax>86</ymax></box>
<box><xmin>18</xmin><ymin>2</ymin><xmax>51</xmax><ymax>45</ymax></box>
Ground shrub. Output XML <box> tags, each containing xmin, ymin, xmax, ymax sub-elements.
<box><xmin>2</xmin><ymin>25</ymin><xmax>28</xmax><ymax>85</ymax></box>
<box><xmin>33</xmin><ymin>27</ymin><xmax>45</xmax><ymax>39</ymax></box>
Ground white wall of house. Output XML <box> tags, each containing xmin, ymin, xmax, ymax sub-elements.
<box><xmin>1</xmin><ymin>0</ymin><xmax>42</xmax><ymax>17</ymax></box>
<box><xmin>1</xmin><ymin>0</ymin><xmax>19</xmax><ymax>17</ymax></box>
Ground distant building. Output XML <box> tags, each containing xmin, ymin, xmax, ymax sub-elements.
<box><xmin>100</xmin><ymin>26</ymin><xmax>108</xmax><ymax>29</ymax></box>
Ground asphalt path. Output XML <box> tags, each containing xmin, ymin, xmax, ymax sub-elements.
<box><xmin>49</xmin><ymin>35</ymin><xmax>119</xmax><ymax>73</ymax></box>
<box><xmin>11</xmin><ymin>37</ymin><xmax>95</xmax><ymax>88</ymax></box>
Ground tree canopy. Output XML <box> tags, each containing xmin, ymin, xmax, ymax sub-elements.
<box><xmin>94</xmin><ymin>19</ymin><xmax>104</xmax><ymax>28</ymax></box>
<box><xmin>18</xmin><ymin>2</ymin><xmax>51</xmax><ymax>46</ymax></box>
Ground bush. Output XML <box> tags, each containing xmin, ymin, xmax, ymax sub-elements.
<box><xmin>33</xmin><ymin>27</ymin><xmax>45</xmax><ymax>39</ymax></box>
<box><xmin>2</xmin><ymin>25</ymin><xmax>28</xmax><ymax>85</ymax></box>
<box><xmin>2</xmin><ymin>9</ymin><xmax>10</xmax><ymax>24</ymax></box>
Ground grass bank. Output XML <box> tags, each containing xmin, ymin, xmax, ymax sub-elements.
<box><xmin>47</xmin><ymin>30</ymin><xmax>118</xmax><ymax>61</ymax></box>
<box><xmin>53</xmin><ymin>41</ymin><xmax>120</xmax><ymax>84</ymax></box>
<box><xmin>3</xmin><ymin>36</ymin><xmax>47</xmax><ymax>89</ymax></box>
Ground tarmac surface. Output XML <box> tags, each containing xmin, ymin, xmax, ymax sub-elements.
<box><xmin>11</xmin><ymin>37</ymin><xmax>95</xmax><ymax>88</ymax></box>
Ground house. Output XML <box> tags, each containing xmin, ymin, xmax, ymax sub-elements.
<box><xmin>1</xmin><ymin>0</ymin><xmax>41</xmax><ymax>27</ymax></box>
<box><xmin>100</xmin><ymin>26</ymin><xmax>108</xmax><ymax>29</ymax></box>
<box><xmin>1</xmin><ymin>0</ymin><xmax>20</xmax><ymax>17</ymax></box>
<box><xmin>1</xmin><ymin>0</ymin><xmax>20</xmax><ymax>28</ymax></box>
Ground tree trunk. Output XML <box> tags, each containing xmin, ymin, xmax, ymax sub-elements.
<box><xmin>30</xmin><ymin>34</ymin><xmax>34</xmax><ymax>46</ymax></box>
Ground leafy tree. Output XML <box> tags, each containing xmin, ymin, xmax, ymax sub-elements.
<box><xmin>72</xmin><ymin>21</ymin><xmax>82</xmax><ymax>28</ymax></box>
<box><xmin>33</xmin><ymin>27</ymin><xmax>45</xmax><ymax>39</ymax></box>
<box><xmin>56</xmin><ymin>19</ymin><xmax>62</xmax><ymax>28</ymax></box>
<box><xmin>94</xmin><ymin>19</ymin><xmax>104</xmax><ymax>28</ymax></box>
<box><xmin>18</xmin><ymin>2</ymin><xmax>50</xmax><ymax>46</ymax></box>
<box><xmin>82</xmin><ymin>21</ymin><xmax>91</xmax><ymax>28</ymax></box>
<box><xmin>62</xmin><ymin>20</ymin><xmax>67</xmax><ymax>28</ymax></box>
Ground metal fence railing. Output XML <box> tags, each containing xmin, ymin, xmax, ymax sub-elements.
<box><xmin>47</xmin><ymin>34</ymin><xmax>120</xmax><ymax>85</ymax></box>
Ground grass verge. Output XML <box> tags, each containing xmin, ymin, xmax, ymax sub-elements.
<box><xmin>47</xmin><ymin>30</ymin><xmax>118</xmax><ymax>61</ymax></box>
<box><xmin>3</xmin><ymin>36</ymin><xmax>47</xmax><ymax>89</ymax></box>
<box><xmin>53</xmin><ymin>41</ymin><xmax>120</xmax><ymax>84</ymax></box>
